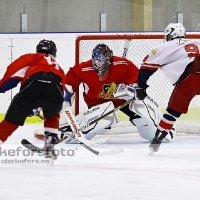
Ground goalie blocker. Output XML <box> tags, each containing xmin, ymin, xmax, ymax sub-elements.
<box><xmin>34</xmin><ymin>97</ymin><xmax>175</xmax><ymax>142</ymax></box>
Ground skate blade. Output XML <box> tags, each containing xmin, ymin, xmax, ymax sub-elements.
<box><xmin>45</xmin><ymin>154</ymin><xmax>57</xmax><ymax>166</ymax></box>
<box><xmin>46</xmin><ymin>158</ymin><xmax>55</xmax><ymax>166</ymax></box>
<box><xmin>148</xmin><ymin>147</ymin><xmax>155</xmax><ymax>156</ymax></box>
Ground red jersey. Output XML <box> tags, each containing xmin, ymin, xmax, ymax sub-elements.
<box><xmin>65</xmin><ymin>56</ymin><xmax>139</xmax><ymax>108</ymax></box>
<box><xmin>0</xmin><ymin>53</ymin><xmax>66</xmax><ymax>91</ymax></box>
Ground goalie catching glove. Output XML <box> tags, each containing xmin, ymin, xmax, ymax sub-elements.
<box><xmin>113</xmin><ymin>83</ymin><xmax>136</xmax><ymax>100</ymax></box>
<box><xmin>113</xmin><ymin>83</ymin><xmax>138</xmax><ymax>100</ymax></box>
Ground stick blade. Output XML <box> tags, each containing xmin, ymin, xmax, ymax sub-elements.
<box><xmin>88</xmin><ymin>136</ymin><xmax>110</xmax><ymax>146</ymax></box>
<box><xmin>98</xmin><ymin>149</ymin><xmax>123</xmax><ymax>156</ymax></box>
<box><xmin>21</xmin><ymin>139</ymin><xmax>42</xmax><ymax>153</ymax></box>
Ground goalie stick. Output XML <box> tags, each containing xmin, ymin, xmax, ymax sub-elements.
<box><xmin>86</xmin><ymin>97</ymin><xmax>134</xmax><ymax>127</ymax></box>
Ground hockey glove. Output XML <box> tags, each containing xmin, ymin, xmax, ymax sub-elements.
<box><xmin>28</xmin><ymin>107</ymin><xmax>42</xmax><ymax>117</ymax></box>
<box><xmin>64</xmin><ymin>88</ymin><xmax>75</xmax><ymax>106</ymax></box>
<box><xmin>135</xmin><ymin>87</ymin><xmax>147</xmax><ymax>100</ymax></box>
<box><xmin>113</xmin><ymin>83</ymin><xmax>137</xmax><ymax>100</ymax></box>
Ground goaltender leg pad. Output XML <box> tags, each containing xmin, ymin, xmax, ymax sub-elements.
<box><xmin>129</xmin><ymin>96</ymin><xmax>163</xmax><ymax>141</ymax></box>
<box><xmin>34</xmin><ymin>101</ymin><xmax>118</xmax><ymax>141</ymax></box>
<box><xmin>60</xmin><ymin>101</ymin><xmax>118</xmax><ymax>140</ymax></box>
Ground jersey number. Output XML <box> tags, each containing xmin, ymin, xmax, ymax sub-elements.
<box><xmin>44</xmin><ymin>56</ymin><xmax>59</xmax><ymax>70</ymax></box>
<box><xmin>185</xmin><ymin>44</ymin><xmax>200</xmax><ymax>57</ymax></box>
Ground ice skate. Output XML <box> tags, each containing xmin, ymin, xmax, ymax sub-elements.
<box><xmin>148</xmin><ymin>130</ymin><xmax>167</xmax><ymax>156</ymax></box>
<box><xmin>42</xmin><ymin>132</ymin><xmax>58</xmax><ymax>160</ymax></box>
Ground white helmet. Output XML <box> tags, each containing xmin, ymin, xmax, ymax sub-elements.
<box><xmin>164</xmin><ymin>23</ymin><xmax>185</xmax><ymax>42</ymax></box>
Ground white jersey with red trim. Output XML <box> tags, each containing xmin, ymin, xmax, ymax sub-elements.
<box><xmin>141</xmin><ymin>38</ymin><xmax>200</xmax><ymax>84</ymax></box>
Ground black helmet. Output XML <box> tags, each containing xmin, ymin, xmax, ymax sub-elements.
<box><xmin>36</xmin><ymin>39</ymin><xmax>57</xmax><ymax>57</ymax></box>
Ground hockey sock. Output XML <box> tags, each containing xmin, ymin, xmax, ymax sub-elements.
<box><xmin>0</xmin><ymin>119</ymin><xmax>19</xmax><ymax>142</ymax></box>
<box><xmin>44</xmin><ymin>113</ymin><xmax>60</xmax><ymax>135</ymax></box>
<box><xmin>157</xmin><ymin>107</ymin><xmax>181</xmax><ymax>133</ymax></box>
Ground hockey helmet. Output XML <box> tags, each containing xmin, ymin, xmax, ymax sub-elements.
<box><xmin>36</xmin><ymin>39</ymin><xmax>57</xmax><ymax>57</ymax></box>
<box><xmin>92</xmin><ymin>44</ymin><xmax>113</xmax><ymax>81</ymax></box>
<box><xmin>164</xmin><ymin>23</ymin><xmax>185</xmax><ymax>42</ymax></box>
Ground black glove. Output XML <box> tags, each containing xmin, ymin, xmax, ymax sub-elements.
<box><xmin>135</xmin><ymin>88</ymin><xmax>147</xmax><ymax>100</ymax></box>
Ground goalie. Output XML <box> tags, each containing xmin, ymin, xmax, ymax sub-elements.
<box><xmin>34</xmin><ymin>44</ymin><xmax>174</xmax><ymax>142</ymax></box>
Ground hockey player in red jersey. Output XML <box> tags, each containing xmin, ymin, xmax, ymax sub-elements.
<box><xmin>136</xmin><ymin>23</ymin><xmax>200</xmax><ymax>153</ymax></box>
<box><xmin>66</xmin><ymin>44</ymin><xmax>138</xmax><ymax>108</ymax></box>
<box><xmin>63</xmin><ymin>43</ymin><xmax>167</xmax><ymax>141</ymax></box>
<box><xmin>0</xmin><ymin>39</ymin><xmax>65</xmax><ymax>159</ymax></box>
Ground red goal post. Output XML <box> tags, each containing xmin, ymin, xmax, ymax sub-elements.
<box><xmin>74</xmin><ymin>33</ymin><xmax>200</xmax><ymax>134</ymax></box>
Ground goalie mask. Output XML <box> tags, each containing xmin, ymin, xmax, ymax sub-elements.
<box><xmin>92</xmin><ymin>44</ymin><xmax>113</xmax><ymax>81</ymax></box>
<box><xmin>164</xmin><ymin>23</ymin><xmax>185</xmax><ymax>42</ymax></box>
<box><xmin>36</xmin><ymin>39</ymin><xmax>57</xmax><ymax>58</ymax></box>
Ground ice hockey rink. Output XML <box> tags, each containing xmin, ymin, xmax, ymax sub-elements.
<box><xmin>1</xmin><ymin>124</ymin><xmax>200</xmax><ymax>200</ymax></box>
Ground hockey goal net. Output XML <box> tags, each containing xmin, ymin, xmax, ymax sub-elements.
<box><xmin>74</xmin><ymin>33</ymin><xmax>200</xmax><ymax>135</ymax></box>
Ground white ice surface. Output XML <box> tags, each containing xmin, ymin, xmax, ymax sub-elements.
<box><xmin>1</xmin><ymin>124</ymin><xmax>200</xmax><ymax>200</ymax></box>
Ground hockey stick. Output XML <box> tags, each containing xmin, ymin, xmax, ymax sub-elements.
<box><xmin>86</xmin><ymin>97</ymin><xmax>134</xmax><ymax>127</ymax></box>
<box><xmin>21</xmin><ymin>136</ymin><xmax>122</xmax><ymax>156</ymax></box>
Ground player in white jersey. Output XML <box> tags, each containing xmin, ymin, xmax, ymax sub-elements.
<box><xmin>135</xmin><ymin>23</ymin><xmax>200</xmax><ymax>153</ymax></box>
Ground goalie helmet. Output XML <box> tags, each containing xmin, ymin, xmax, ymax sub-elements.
<box><xmin>164</xmin><ymin>23</ymin><xmax>185</xmax><ymax>42</ymax></box>
<box><xmin>92</xmin><ymin>44</ymin><xmax>113</xmax><ymax>81</ymax></box>
<box><xmin>36</xmin><ymin>39</ymin><xmax>57</xmax><ymax>57</ymax></box>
